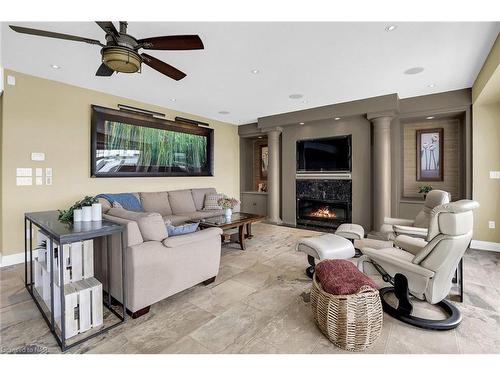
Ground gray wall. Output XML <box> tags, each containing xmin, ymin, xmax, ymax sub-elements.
<box><xmin>281</xmin><ymin>115</ymin><xmax>372</xmax><ymax>230</ymax></box>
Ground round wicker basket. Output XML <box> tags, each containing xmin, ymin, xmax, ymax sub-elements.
<box><xmin>311</xmin><ymin>273</ymin><xmax>383</xmax><ymax>352</ymax></box>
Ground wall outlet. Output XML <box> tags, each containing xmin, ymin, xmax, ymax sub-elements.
<box><xmin>31</xmin><ymin>152</ymin><xmax>45</xmax><ymax>161</ymax></box>
<box><xmin>490</xmin><ymin>171</ymin><xmax>500</xmax><ymax>179</ymax></box>
<box><xmin>489</xmin><ymin>221</ymin><xmax>496</xmax><ymax>229</ymax></box>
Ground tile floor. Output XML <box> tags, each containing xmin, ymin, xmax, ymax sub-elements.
<box><xmin>1</xmin><ymin>223</ymin><xmax>499</xmax><ymax>354</ymax></box>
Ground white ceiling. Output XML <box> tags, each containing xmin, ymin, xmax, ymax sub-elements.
<box><xmin>2</xmin><ymin>22</ymin><xmax>499</xmax><ymax>124</ymax></box>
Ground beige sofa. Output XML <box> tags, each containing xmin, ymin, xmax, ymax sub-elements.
<box><xmin>96</xmin><ymin>188</ymin><xmax>229</xmax><ymax>318</ymax></box>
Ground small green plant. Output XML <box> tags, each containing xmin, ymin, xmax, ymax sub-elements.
<box><xmin>58</xmin><ymin>196</ymin><xmax>98</xmax><ymax>222</ymax></box>
<box><xmin>418</xmin><ymin>185</ymin><xmax>433</xmax><ymax>195</ymax></box>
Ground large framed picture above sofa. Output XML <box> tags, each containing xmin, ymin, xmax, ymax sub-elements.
<box><xmin>91</xmin><ymin>105</ymin><xmax>214</xmax><ymax>177</ymax></box>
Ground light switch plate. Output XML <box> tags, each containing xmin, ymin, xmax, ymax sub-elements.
<box><xmin>45</xmin><ymin>168</ymin><xmax>52</xmax><ymax>177</ymax></box>
<box><xmin>45</xmin><ymin>176</ymin><xmax>53</xmax><ymax>185</ymax></box>
<box><xmin>16</xmin><ymin>168</ymin><xmax>32</xmax><ymax>177</ymax></box>
<box><xmin>36</xmin><ymin>177</ymin><xmax>43</xmax><ymax>185</ymax></box>
<box><xmin>35</xmin><ymin>168</ymin><xmax>43</xmax><ymax>177</ymax></box>
<box><xmin>489</xmin><ymin>221</ymin><xmax>496</xmax><ymax>229</ymax></box>
<box><xmin>489</xmin><ymin>171</ymin><xmax>500</xmax><ymax>179</ymax></box>
<box><xmin>31</xmin><ymin>152</ymin><xmax>45</xmax><ymax>161</ymax></box>
<box><xmin>17</xmin><ymin>177</ymin><xmax>33</xmax><ymax>186</ymax></box>
<box><xmin>7</xmin><ymin>75</ymin><xmax>16</xmax><ymax>86</ymax></box>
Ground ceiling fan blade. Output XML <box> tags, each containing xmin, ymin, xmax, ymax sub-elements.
<box><xmin>138</xmin><ymin>35</ymin><xmax>204</xmax><ymax>50</ymax></box>
<box><xmin>141</xmin><ymin>53</ymin><xmax>186</xmax><ymax>81</ymax></box>
<box><xmin>95</xmin><ymin>21</ymin><xmax>119</xmax><ymax>36</ymax></box>
<box><xmin>9</xmin><ymin>25</ymin><xmax>102</xmax><ymax>45</ymax></box>
<box><xmin>96</xmin><ymin>63</ymin><xmax>114</xmax><ymax>77</ymax></box>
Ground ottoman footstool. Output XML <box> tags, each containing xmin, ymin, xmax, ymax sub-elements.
<box><xmin>297</xmin><ymin>234</ymin><xmax>355</xmax><ymax>278</ymax></box>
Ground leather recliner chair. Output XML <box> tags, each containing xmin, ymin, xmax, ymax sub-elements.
<box><xmin>358</xmin><ymin>199</ymin><xmax>479</xmax><ymax>330</ymax></box>
<box><xmin>372</xmin><ymin>189</ymin><xmax>451</xmax><ymax>240</ymax></box>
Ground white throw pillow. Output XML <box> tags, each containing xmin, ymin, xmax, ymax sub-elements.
<box><xmin>203</xmin><ymin>193</ymin><xmax>225</xmax><ymax>210</ymax></box>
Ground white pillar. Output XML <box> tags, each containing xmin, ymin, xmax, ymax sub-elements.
<box><xmin>266</xmin><ymin>128</ymin><xmax>282</xmax><ymax>223</ymax></box>
<box><xmin>370</xmin><ymin>116</ymin><xmax>393</xmax><ymax>231</ymax></box>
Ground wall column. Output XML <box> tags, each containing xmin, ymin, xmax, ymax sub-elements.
<box><xmin>266</xmin><ymin>128</ymin><xmax>282</xmax><ymax>223</ymax></box>
<box><xmin>369</xmin><ymin>115</ymin><xmax>393</xmax><ymax>231</ymax></box>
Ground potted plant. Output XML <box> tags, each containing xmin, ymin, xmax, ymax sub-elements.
<box><xmin>418</xmin><ymin>185</ymin><xmax>433</xmax><ymax>199</ymax></box>
<box><xmin>217</xmin><ymin>196</ymin><xmax>240</xmax><ymax>221</ymax></box>
<box><xmin>58</xmin><ymin>196</ymin><xmax>99</xmax><ymax>223</ymax></box>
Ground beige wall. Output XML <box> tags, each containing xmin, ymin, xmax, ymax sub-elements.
<box><xmin>1</xmin><ymin>70</ymin><xmax>240</xmax><ymax>257</ymax></box>
<box><xmin>472</xmin><ymin>101</ymin><xmax>500</xmax><ymax>242</ymax></box>
<box><xmin>403</xmin><ymin>119</ymin><xmax>461</xmax><ymax>200</ymax></box>
<box><xmin>472</xmin><ymin>34</ymin><xmax>500</xmax><ymax>244</ymax></box>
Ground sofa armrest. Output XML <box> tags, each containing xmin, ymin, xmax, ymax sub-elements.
<box><xmin>383</xmin><ymin>217</ymin><xmax>415</xmax><ymax>226</ymax></box>
<box><xmin>393</xmin><ymin>225</ymin><xmax>428</xmax><ymax>239</ymax></box>
<box><xmin>162</xmin><ymin>227</ymin><xmax>223</xmax><ymax>248</ymax></box>
<box><xmin>103</xmin><ymin>213</ymin><xmax>144</xmax><ymax>246</ymax></box>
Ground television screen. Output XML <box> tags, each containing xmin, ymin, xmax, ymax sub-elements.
<box><xmin>296</xmin><ymin>135</ymin><xmax>351</xmax><ymax>172</ymax></box>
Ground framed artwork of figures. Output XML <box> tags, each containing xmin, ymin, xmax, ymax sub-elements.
<box><xmin>260</xmin><ymin>145</ymin><xmax>269</xmax><ymax>180</ymax></box>
<box><xmin>416</xmin><ymin>128</ymin><xmax>444</xmax><ymax>181</ymax></box>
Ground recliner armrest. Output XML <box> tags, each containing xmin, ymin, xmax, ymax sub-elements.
<box><xmin>162</xmin><ymin>227</ymin><xmax>223</xmax><ymax>248</ymax></box>
<box><xmin>393</xmin><ymin>225</ymin><xmax>428</xmax><ymax>238</ymax></box>
<box><xmin>383</xmin><ymin>217</ymin><xmax>415</xmax><ymax>226</ymax></box>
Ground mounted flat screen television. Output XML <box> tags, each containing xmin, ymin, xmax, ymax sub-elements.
<box><xmin>91</xmin><ymin>105</ymin><xmax>213</xmax><ymax>177</ymax></box>
<box><xmin>296</xmin><ymin>135</ymin><xmax>352</xmax><ymax>173</ymax></box>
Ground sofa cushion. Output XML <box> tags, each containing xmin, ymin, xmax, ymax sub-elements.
<box><xmin>162</xmin><ymin>227</ymin><xmax>223</xmax><ymax>248</ymax></box>
<box><xmin>188</xmin><ymin>210</ymin><xmax>224</xmax><ymax>221</ymax></box>
<box><xmin>203</xmin><ymin>193</ymin><xmax>225</xmax><ymax>210</ymax></box>
<box><xmin>162</xmin><ymin>215</ymin><xmax>191</xmax><ymax>226</ymax></box>
<box><xmin>140</xmin><ymin>191</ymin><xmax>172</xmax><ymax>216</ymax></box>
<box><xmin>107</xmin><ymin>208</ymin><xmax>167</xmax><ymax>241</ymax></box>
<box><xmin>168</xmin><ymin>189</ymin><xmax>197</xmax><ymax>214</ymax></box>
<box><xmin>191</xmin><ymin>188</ymin><xmax>217</xmax><ymax>210</ymax></box>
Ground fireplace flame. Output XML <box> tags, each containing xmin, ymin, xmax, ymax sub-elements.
<box><xmin>310</xmin><ymin>206</ymin><xmax>337</xmax><ymax>218</ymax></box>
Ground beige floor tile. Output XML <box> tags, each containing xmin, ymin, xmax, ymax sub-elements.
<box><xmin>251</xmin><ymin>297</ymin><xmax>321</xmax><ymax>353</ymax></box>
<box><xmin>190</xmin><ymin>302</ymin><xmax>273</xmax><ymax>353</ymax></box>
<box><xmin>455</xmin><ymin>305</ymin><xmax>500</xmax><ymax>354</ymax></box>
<box><xmin>187</xmin><ymin>279</ymin><xmax>257</xmax><ymax>316</ymax></box>
<box><xmin>162</xmin><ymin>336</ymin><xmax>211</xmax><ymax>354</ymax></box>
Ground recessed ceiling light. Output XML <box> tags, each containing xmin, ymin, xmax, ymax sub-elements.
<box><xmin>250</xmin><ymin>69</ymin><xmax>260</xmax><ymax>74</ymax></box>
<box><xmin>426</xmin><ymin>116</ymin><xmax>435</xmax><ymax>120</ymax></box>
<box><xmin>289</xmin><ymin>94</ymin><xmax>303</xmax><ymax>99</ymax></box>
<box><xmin>428</xmin><ymin>83</ymin><xmax>435</xmax><ymax>88</ymax></box>
<box><xmin>404</xmin><ymin>67</ymin><xmax>425</xmax><ymax>75</ymax></box>
<box><xmin>170</xmin><ymin>98</ymin><xmax>176</xmax><ymax>102</ymax></box>
<box><xmin>334</xmin><ymin>117</ymin><xmax>341</xmax><ymax>120</ymax></box>
<box><xmin>50</xmin><ymin>64</ymin><xmax>60</xmax><ymax>69</ymax></box>
<box><xmin>299</xmin><ymin>122</ymin><xmax>305</xmax><ymax>125</ymax></box>
<box><xmin>385</xmin><ymin>25</ymin><xmax>397</xmax><ymax>32</ymax></box>
<box><xmin>218</xmin><ymin>110</ymin><xmax>230</xmax><ymax>115</ymax></box>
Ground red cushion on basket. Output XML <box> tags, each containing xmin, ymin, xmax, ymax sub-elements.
<box><xmin>315</xmin><ymin>259</ymin><xmax>378</xmax><ymax>295</ymax></box>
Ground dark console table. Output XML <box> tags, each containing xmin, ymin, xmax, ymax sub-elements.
<box><xmin>24</xmin><ymin>211</ymin><xmax>126</xmax><ymax>351</ymax></box>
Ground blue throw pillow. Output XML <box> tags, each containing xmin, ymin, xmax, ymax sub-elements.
<box><xmin>166</xmin><ymin>223</ymin><xmax>199</xmax><ymax>237</ymax></box>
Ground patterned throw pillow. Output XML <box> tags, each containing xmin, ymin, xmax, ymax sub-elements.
<box><xmin>203</xmin><ymin>193</ymin><xmax>225</xmax><ymax>210</ymax></box>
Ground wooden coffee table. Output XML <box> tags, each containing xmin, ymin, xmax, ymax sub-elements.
<box><xmin>190</xmin><ymin>212</ymin><xmax>265</xmax><ymax>250</ymax></box>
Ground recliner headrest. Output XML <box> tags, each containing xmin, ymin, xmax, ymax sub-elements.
<box><xmin>424</xmin><ymin>190</ymin><xmax>451</xmax><ymax>209</ymax></box>
<box><xmin>427</xmin><ymin>199</ymin><xmax>479</xmax><ymax>240</ymax></box>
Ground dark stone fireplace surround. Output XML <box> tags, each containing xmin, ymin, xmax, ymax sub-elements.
<box><xmin>296</xmin><ymin>179</ymin><xmax>352</xmax><ymax>230</ymax></box>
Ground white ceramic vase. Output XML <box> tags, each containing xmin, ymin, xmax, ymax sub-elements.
<box><xmin>82</xmin><ymin>206</ymin><xmax>92</xmax><ymax>222</ymax></box>
<box><xmin>225</xmin><ymin>208</ymin><xmax>232</xmax><ymax>220</ymax></box>
<box><xmin>73</xmin><ymin>209</ymin><xmax>83</xmax><ymax>223</ymax></box>
<box><xmin>91</xmin><ymin>203</ymin><xmax>102</xmax><ymax>221</ymax></box>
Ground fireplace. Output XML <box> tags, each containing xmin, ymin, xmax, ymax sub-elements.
<box><xmin>296</xmin><ymin>179</ymin><xmax>352</xmax><ymax>230</ymax></box>
<box><xmin>297</xmin><ymin>198</ymin><xmax>350</xmax><ymax>229</ymax></box>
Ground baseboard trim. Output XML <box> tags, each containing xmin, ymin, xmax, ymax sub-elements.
<box><xmin>0</xmin><ymin>250</ymin><xmax>38</xmax><ymax>268</ymax></box>
<box><xmin>470</xmin><ymin>240</ymin><xmax>500</xmax><ymax>253</ymax></box>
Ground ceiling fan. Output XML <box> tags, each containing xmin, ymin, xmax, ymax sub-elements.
<box><xmin>9</xmin><ymin>21</ymin><xmax>204</xmax><ymax>80</ymax></box>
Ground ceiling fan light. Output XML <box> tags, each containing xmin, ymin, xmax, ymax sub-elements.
<box><xmin>102</xmin><ymin>47</ymin><xmax>141</xmax><ymax>73</ymax></box>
